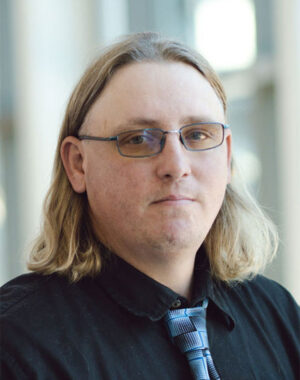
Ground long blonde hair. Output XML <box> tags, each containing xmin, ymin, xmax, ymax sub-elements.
<box><xmin>28</xmin><ymin>32</ymin><xmax>278</xmax><ymax>282</ymax></box>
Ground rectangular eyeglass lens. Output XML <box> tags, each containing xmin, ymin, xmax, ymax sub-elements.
<box><xmin>118</xmin><ymin>129</ymin><xmax>162</xmax><ymax>156</ymax></box>
<box><xmin>183</xmin><ymin>123</ymin><xmax>222</xmax><ymax>150</ymax></box>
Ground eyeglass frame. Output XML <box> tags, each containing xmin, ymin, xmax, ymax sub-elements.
<box><xmin>78</xmin><ymin>122</ymin><xmax>230</xmax><ymax>158</ymax></box>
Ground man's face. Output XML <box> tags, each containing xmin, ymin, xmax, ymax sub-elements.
<box><xmin>78</xmin><ymin>62</ymin><xmax>231</xmax><ymax>266</ymax></box>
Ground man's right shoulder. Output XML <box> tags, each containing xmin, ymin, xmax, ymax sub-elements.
<box><xmin>0</xmin><ymin>272</ymin><xmax>66</xmax><ymax>316</ymax></box>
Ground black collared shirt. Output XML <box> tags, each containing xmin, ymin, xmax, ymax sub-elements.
<box><xmin>1</xmin><ymin>250</ymin><xmax>299</xmax><ymax>379</ymax></box>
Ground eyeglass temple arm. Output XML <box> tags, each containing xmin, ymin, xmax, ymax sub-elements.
<box><xmin>78</xmin><ymin>135</ymin><xmax>117</xmax><ymax>141</ymax></box>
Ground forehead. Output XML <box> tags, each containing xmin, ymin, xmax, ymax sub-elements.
<box><xmin>83</xmin><ymin>61</ymin><xmax>225</xmax><ymax>134</ymax></box>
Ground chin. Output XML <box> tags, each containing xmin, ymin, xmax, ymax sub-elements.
<box><xmin>148</xmin><ymin>227</ymin><xmax>204</xmax><ymax>253</ymax></box>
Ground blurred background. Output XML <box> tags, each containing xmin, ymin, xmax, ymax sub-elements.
<box><xmin>0</xmin><ymin>0</ymin><xmax>299</xmax><ymax>301</ymax></box>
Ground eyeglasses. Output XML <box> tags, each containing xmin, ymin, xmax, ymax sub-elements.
<box><xmin>78</xmin><ymin>122</ymin><xmax>229</xmax><ymax>158</ymax></box>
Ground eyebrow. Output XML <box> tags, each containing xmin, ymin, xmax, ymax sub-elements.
<box><xmin>181</xmin><ymin>116</ymin><xmax>216</xmax><ymax>125</ymax></box>
<box><xmin>112</xmin><ymin>116</ymin><xmax>216</xmax><ymax>134</ymax></box>
<box><xmin>112</xmin><ymin>118</ymin><xmax>160</xmax><ymax>134</ymax></box>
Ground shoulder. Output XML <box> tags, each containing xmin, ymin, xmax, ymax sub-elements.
<box><xmin>220</xmin><ymin>275</ymin><xmax>300</xmax><ymax>324</ymax></box>
<box><xmin>0</xmin><ymin>272</ymin><xmax>104</xmax><ymax>325</ymax></box>
<box><xmin>226</xmin><ymin>274</ymin><xmax>297</xmax><ymax>300</ymax></box>
<box><xmin>1</xmin><ymin>273</ymin><xmax>49</xmax><ymax>313</ymax></box>
<box><xmin>239</xmin><ymin>275</ymin><xmax>298</xmax><ymax>306</ymax></box>
<box><xmin>0</xmin><ymin>273</ymin><xmax>106</xmax><ymax>379</ymax></box>
<box><xmin>0</xmin><ymin>271</ymin><xmax>111</xmax><ymax>328</ymax></box>
<box><xmin>0</xmin><ymin>272</ymin><xmax>68</xmax><ymax>316</ymax></box>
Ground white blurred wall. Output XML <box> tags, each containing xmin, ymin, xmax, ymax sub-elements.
<box><xmin>0</xmin><ymin>0</ymin><xmax>129</xmax><ymax>281</ymax></box>
<box><xmin>273</xmin><ymin>0</ymin><xmax>300</xmax><ymax>302</ymax></box>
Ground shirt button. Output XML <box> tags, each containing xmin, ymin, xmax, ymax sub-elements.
<box><xmin>172</xmin><ymin>299</ymin><xmax>182</xmax><ymax>308</ymax></box>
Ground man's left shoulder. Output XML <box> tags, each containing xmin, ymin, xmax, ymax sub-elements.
<box><xmin>242</xmin><ymin>274</ymin><xmax>297</xmax><ymax>303</ymax></box>
<box><xmin>227</xmin><ymin>275</ymin><xmax>299</xmax><ymax>321</ymax></box>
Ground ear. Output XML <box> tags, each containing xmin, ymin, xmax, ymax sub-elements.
<box><xmin>225</xmin><ymin>132</ymin><xmax>232</xmax><ymax>184</ymax></box>
<box><xmin>60</xmin><ymin>136</ymin><xmax>86</xmax><ymax>193</ymax></box>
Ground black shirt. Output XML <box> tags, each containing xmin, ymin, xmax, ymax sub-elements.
<box><xmin>1</xmin><ymin>250</ymin><xmax>299</xmax><ymax>379</ymax></box>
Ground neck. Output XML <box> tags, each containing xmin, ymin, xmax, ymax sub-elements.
<box><xmin>150</xmin><ymin>257</ymin><xmax>195</xmax><ymax>301</ymax></box>
<box><xmin>115</xmin><ymin>247</ymin><xmax>197</xmax><ymax>301</ymax></box>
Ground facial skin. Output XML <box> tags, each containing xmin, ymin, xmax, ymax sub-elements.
<box><xmin>61</xmin><ymin>62</ymin><xmax>231</xmax><ymax>297</ymax></box>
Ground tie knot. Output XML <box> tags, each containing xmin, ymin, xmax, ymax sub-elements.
<box><xmin>164</xmin><ymin>302</ymin><xmax>209</xmax><ymax>353</ymax></box>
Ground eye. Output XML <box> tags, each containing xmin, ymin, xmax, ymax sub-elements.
<box><xmin>119</xmin><ymin>131</ymin><xmax>155</xmax><ymax>146</ymax></box>
<box><xmin>127</xmin><ymin>135</ymin><xmax>146</xmax><ymax>145</ymax></box>
<box><xmin>185</xmin><ymin>129</ymin><xmax>210</xmax><ymax>141</ymax></box>
<box><xmin>188</xmin><ymin>131</ymin><xmax>207</xmax><ymax>140</ymax></box>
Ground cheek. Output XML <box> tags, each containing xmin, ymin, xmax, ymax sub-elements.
<box><xmin>195</xmin><ymin>151</ymin><xmax>229</xmax><ymax>199</ymax></box>
<box><xmin>85</xmin><ymin>159</ymin><xmax>148</xmax><ymax>216</ymax></box>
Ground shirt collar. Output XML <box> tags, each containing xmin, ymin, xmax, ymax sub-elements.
<box><xmin>97</xmin><ymin>245</ymin><xmax>235</xmax><ymax>328</ymax></box>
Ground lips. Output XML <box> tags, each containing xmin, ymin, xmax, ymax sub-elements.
<box><xmin>153</xmin><ymin>195</ymin><xmax>195</xmax><ymax>204</ymax></box>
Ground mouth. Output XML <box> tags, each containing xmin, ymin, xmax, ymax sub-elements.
<box><xmin>152</xmin><ymin>195</ymin><xmax>195</xmax><ymax>205</ymax></box>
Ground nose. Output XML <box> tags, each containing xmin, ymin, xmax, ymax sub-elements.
<box><xmin>155</xmin><ymin>133</ymin><xmax>191</xmax><ymax>181</ymax></box>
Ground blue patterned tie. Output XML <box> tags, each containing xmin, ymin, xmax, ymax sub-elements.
<box><xmin>164</xmin><ymin>298</ymin><xmax>220</xmax><ymax>380</ymax></box>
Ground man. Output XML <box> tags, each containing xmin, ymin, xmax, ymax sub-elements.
<box><xmin>1</xmin><ymin>32</ymin><xmax>299</xmax><ymax>379</ymax></box>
